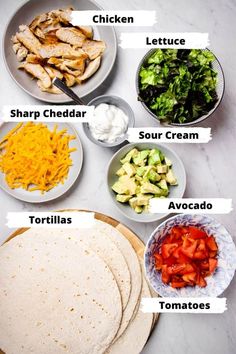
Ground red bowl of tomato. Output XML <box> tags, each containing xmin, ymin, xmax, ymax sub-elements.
<box><xmin>144</xmin><ymin>214</ymin><xmax>236</xmax><ymax>297</ymax></box>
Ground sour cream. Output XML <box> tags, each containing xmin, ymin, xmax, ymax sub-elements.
<box><xmin>89</xmin><ymin>103</ymin><xmax>129</xmax><ymax>143</ymax></box>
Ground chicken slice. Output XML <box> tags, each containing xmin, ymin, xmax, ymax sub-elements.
<box><xmin>56</xmin><ymin>27</ymin><xmax>86</xmax><ymax>47</ymax></box>
<box><xmin>26</xmin><ymin>54</ymin><xmax>43</xmax><ymax>64</ymax></box>
<box><xmin>39</xmin><ymin>43</ymin><xmax>86</xmax><ymax>58</ymax></box>
<box><xmin>19</xmin><ymin>63</ymin><xmax>51</xmax><ymax>88</ymax></box>
<box><xmin>63</xmin><ymin>73</ymin><xmax>76</xmax><ymax>87</ymax></box>
<box><xmin>17</xmin><ymin>47</ymin><xmax>28</xmax><ymax>62</ymax></box>
<box><xmin>11</xmin><ymin>35</ymin><xmax>19</xmax><ymax>44</ymax></box>
<box><xmin>12</xmin><ymin>43</ymin><xmax>21</xmax><ymax>53</ymax></box>
<box><xmin>44</xmin><ymin>65</ymin><xmax>63</xmax><ymax>79</ymax></box>
<box><xmin>48</xmin><ymin>8</ymin><xmax>73</xmax><ymax>25</ymax></box>
<box><xmin>78</xmin><ymin>56</ymin><xmax>101</xmax><ymax>81</ymax></box>
<box><xmin>16</xmin><ymin>25</ymin><xmax>42</xmax><ymax>56</ymax></box>
<box><xmin>37</xmin><ymin>80</ymin><xmax>62</xmax><ymax>94</ymax></box>
<box><xmin>78</xmin><ymin>26</ymin><xmax>93</xmax><ymax>39</ymax></box>
<box><xmin>48</xmin><ymin>57</ymin><xmax>85</xmax><ymax>76</ymax></box>
<box><xmin>30</xmin><ymin>13</ymin><xmax>47</xmax><ymax>30</ymax></box>
<box><xmin>82</xmin><ymin>39</ymin><xmax>106</xmax><ymax>60</ymax></box>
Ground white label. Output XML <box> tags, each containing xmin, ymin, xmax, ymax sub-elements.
<box><xmin>120</xmin><ymin>32</ymin><xmax>209</xmax><ymax>48</ymax></box>
<box><xmin>127</xmin><ymin>127</ymin><xmax>212</xmax><ymax>143</ymax></box>
<box><xmin>70</xmin><ymin>10</ymin><xmax>156</xmax><ymax>26</ymax></box>
<box><xmin>2</xmin><ymin>105</ymin><xmax>94</xmax><ymax>123</ymax></box>
<box><xmin>6</xmin><ymin>212</ymin><xmax>95</xmax><ymax>228</ymax></box>
<box><xmin>141</xmin><ymin>297</ymin><xmax>227</xmax><ymax>313</ymax></box>
<box><xmin>149</xmin><ymin>198</ymin><xmax>233</xmax><ymax>214</ymax></box>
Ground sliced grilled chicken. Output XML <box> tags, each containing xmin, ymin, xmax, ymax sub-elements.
<box><xmin>56</xmin><ymin>27</ymin><xmax>86</xmax><ymax>47</ymax></box>
<box><xmin>16</xmin><ymin>47</ymin><xmax>28</xmax><ymax>62</ymax></box>
<box><xmin>48</xmin><ymin>57</ymin><xmax>85</xmax><ymax>76</ymax></box>
<box><xmin>78</xmin><ymin>26</ymin><xmax>93</xmax><ymax>39</ymax></box>
<box><xmin>39</xmin><ymin>43</ymin><xmax>86</xmax><ymax>58</ymax></box>
<box><xmin>48</xmin><ymin>8</ymin><xmax>73</xmax><ymax>25</ymax></box>
<box><xmin>12</xmin><ymin>43</ymin><xmax>21</xmax><ymax>53</ymax></box>
<box><xmin>16</xmin><ymin>25</ymin><xmax>42</xmax><ymax>56</ymax></box>
<box><xmin>37</xmin><ymin>80</ymin><xmax>62</xmax><ymax>94</ymax></box>
<box><xmin>19</xmin><ymin>63</ymin><xmax>51</xmax><ymax>88</ymax></box>
<box><xmin>26</xmin><ymin>54</ymin><xmax>43</xmax><ymax>64</ymax></box>
<box><xmin>63</xmin><ymin>73</ymin><xmax>76</xmax><ymax>87</ymax></box>
<box><xmin>44</xmin><ymin>65</ymin><xmax>63</xmax><ymax>79</ymax></box>
<box><xmin>78</xmin><ymin>56</ymin><xmax>101</xmax><ymax>81</ymax></box>
<box><xmin>82</xmin><ymin>39</ymin><xmax>106</xmax><ymax>60</ymax></box>
<box><xmin>11</xmin><ymin>35</ymin><xmax>19</xmax><ymax>44</ymax></box>
<box><xmin>30</xmin><ymin>13</ymin><xmax>47</xmax><ymax>30</ymax></box>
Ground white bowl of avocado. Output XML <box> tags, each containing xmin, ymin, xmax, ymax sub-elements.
<box><xmin>107</xmin><ymin>143</ymin><xmax>186</xmax><ymax>223</ymax></box>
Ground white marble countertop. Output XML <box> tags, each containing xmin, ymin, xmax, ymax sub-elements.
<box><xmin>0</xmin><ymin>0</ymin><xmax>236</xmax><ymax>353</ymax></box>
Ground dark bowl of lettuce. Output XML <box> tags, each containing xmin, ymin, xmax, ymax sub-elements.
<box><xmin>136</xmin><ymin>49</ymin><xmax>225</xmax><ymax>125</ymax></box>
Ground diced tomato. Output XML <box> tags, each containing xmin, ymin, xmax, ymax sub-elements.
<box><xmin>188</xmin><ymin>226</ymin><xmax>207</xmax><ymax>239</ymax></box>
<box><xmin>179</xmin><ymin>263</ymin><xmax>195</xmax><ymax>274</ymax></box>
<box><xmin>209</xmin><ymin>258</ymin><xmax>218</xmax><ymax>273</ymax></box>
<box><xmin>154</xmin><ymin>253</ymin><xmax>163</xmax><ymax>270</ymax></box>
<box><xmin>209</xmin><ymin>250</ymin><xmax>217</xmax><ymax>258</ymax></box>
<box><xmin>161</xmin><ymin>265</ymin><xmax>170</xmax><ymax>284</ymax></box>
<box><xmin>171</xmin><ymin>226</ymin><xmax>183</xmax><ymax>240</ymax></box>
<box><xmin>199</xmin><ymin>260</ymin><xmax>209</xmax><ymax>270</ymax></box>
<box><xmin>206</xmin><ymin>236</ymin><xmax>218</xmax><ymax>251</ymax></box>
<box><xmin>172</xmin><ymin>246</ymin><xmax>182</xmax><ymax>258</ymax></box>
<box><xmin>171</xmin><ymin>280</ymin><xmax>187</xmax><ymax>288</ymax></box>
<box><xmin>167</xmin><ymin>264</ymin><xmax>186</xmax><ymax>275</ymax></box>
<box><xmin>193</xmin><ymin>251</ymin><xmax>208</xmax><ymax>260</ymax></box>
<box><xmin>182</xmin><ymin>272</ymin><xmax>197</xmax><ymax>283</ymax></box>
<box><xmin>197</xmin><ymin>239</ymin><xmax>207</xmax><ymax>252</ymax></box>
<box><xmin>196</xmin><ymin>275</ymin><xmax>207</xmax><ymax>288</ymax></box>
<box><xmin>165</xmin><ymin>255</ymin><xmax>177</xmax><ymax>266</ymax></box>
<box><xmin>176</xmin><ymin>252</ymin><xmax>191</xmax><ymax>264</ymax></box>
<box><xmin>181</xmin><ymin>240</ymin><xmax>198</xmax><ymax>258</ymax></box>
<box><xmin>161</xmin><ymin>243</ymin><xmax>178</xmax><ymax>259</ymax></box>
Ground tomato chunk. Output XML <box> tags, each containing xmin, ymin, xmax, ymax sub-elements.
<box><xmin>206</xmin><ymin>236</ymin><xmax>218</xmax><ymax>251</ymax></box>
<box><xmin>209</xmin><ymin>258</ymin><xmax>218</xmax><ymax>273</ymax></box>
<box><xmin>161</xmin><ymin>243</ymin><xmax>178</xmax><ymax>259</ymax></box>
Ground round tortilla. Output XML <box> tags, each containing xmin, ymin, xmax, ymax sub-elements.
<box><xmin>95</xmin><ymin>220</ymin><xmax>142</xmax><ymax>340</ymax></box>
<box><xmin>0</xmin><ymin>230</ymin><xmax>122</xmax><ymax>354</ymax></box>
<box><xmin>62</xmin><ymin>227</ymin><xmax>131</xmax><ymax>310</ymax></box>
<box><xmin>107</xmin><ymin>277</ymin><xmax>153</xmax><ymax>354</ymax></box>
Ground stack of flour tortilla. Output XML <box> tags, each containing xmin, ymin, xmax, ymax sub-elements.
<box><xmin>0</xmin><ymin>217</ymin><xmax>157</xmax><ymax>354</ymax></box>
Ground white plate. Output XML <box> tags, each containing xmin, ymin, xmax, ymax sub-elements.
<box><xmin>0</xmin><ymin>122</ymin><xmax>83</xmax><ymax>203</ymax></box>
<box><xmin>3</xmin><ymin>0</ymin><xmax>117</xmax><ymax>103</ymax></box>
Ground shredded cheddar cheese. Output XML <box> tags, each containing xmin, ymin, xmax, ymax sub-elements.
<box><xmin>0</xmin><ymin>122</ymin><xmax>77</xmax><ymax>193</ymax></box>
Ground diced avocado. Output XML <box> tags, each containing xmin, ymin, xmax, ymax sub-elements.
<box><xmin>136</xmin><ymin>166</ymin><xmax>146</xmax><ymax>177</ymax></box>
<box><xmin>148</xmin><ymin>149</ymin><xmax>162</xmax><ymax>165</ymax></box>
<box><xmin>158</xmin><ymin>179</ymin><xmax>168</xmax><ymax>191</ymax></box>
<box><xmin>135</xmin><ymin>175</ymin><xmax>142</xmax><ymax>182</ymax></box>
<box><xmin>116</xmin><ymin>194</ymin><xmax>132</xmax><ymax>203</ymax></box>
<box><xmin>135</xmin><ymin>185</ymin><xmax>141</xmax><ymax>194</ymax></box>
<box><xmin>136</xmin><ymin>194</ymin><xmax>152</xmax><ymax>206</ymax></box>
<box><xmin>112</xmin><ymin>181</ymin><xmax>129</xmax><ymax>195</ymax></box>
<box><xmin>116</xmin><ymin>167</ymin><xmax>126</xmax><ymax>177</ymax></box>
<box><xmin>129</xmin><ymin>197</ymin><xmax>138</xmax><ymax>209</ymax></box>
<box><xmin>143</xmin><ymin>204</ymin><xmax>150</xmax><ymax>213</ymax></box>
<box><xmin>146</xmin><ymin>169</ymin><xmax>161</xmax><ymax>183</ymax></box>
<box><xmin>166</xmin><ymin>169</ymin><xmax>178</xmax><ymax>185</ymax></box>
<box><xmin>120</xmin><ymin>148</ymin><xmax>138</xmax><ymax>164</ymax></box>
<box><xmin>140</xmin><ymin>182</ymin><xmax>162</xmax><ymax>195</ymax></box>
<box><xmin>133</xmin><ymin>150</ymin><xmax>150</xmax><ymax>166</ymax></box>
<box><xmin>165</xmin><ymin>157</ymin><xmax>172</xmax><ymax>167</ymax></box>
<box><xmin>119</xmin><ymin>175</ymin><xmax>137</xmax><ymax>195</ymax></box>
<box><xmin>157</xmin><ymin>165</ymin><xmax>168</xmax><ymax>174</ymax></box>
<box><xmin>134</xmin><ymin>206</ymin><xmax>143</xmax><ymax>213</ymax></box>
<box><xmin>160</xmin><ymin>174</ymin><xmax>167</xmax><ymax>180</ymax></box>
<box><xmin>122</xmin><ymin>162</ymin><xmax>136</xmax><ymax>177</ymax></box>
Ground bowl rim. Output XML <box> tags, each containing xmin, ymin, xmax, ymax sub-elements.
<box><xmin>2</xmin><ymin>0</ymin><xmax>117</xmax><ymax>103</ymax></box>
<box><xmin>106</xmin><ymin>142</ymin><xmax>186</xmax><ymax>223</ymax></box>
<box><xmin>144</xmin><ymin>213</ymin><xmax>236</xmax><ymax>296</ymax></box>
<box><xmin>82</xmin><ymin>94</ymin><xmax>135</xmax><ymax>147</ymax></box>
<box><xmin>135</xmin><ymin>48</ymin><xmax>225</xmax><ymax>126</ymax></box>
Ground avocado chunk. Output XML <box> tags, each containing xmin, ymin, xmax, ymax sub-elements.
<box><xmin>140</xmin><ymin>182</ymin><xmax>162</xmax><ymax>195</ymax></box>
<box><xmin>133</xmin><ymin>150</ymin><xmax>150</xmax><ymax>166</ymax></box>
<box><xmin>146</xmin><ymin>169</ymin><xmax>161</xmax><ymax>183</ymax></box>
<box><xmin>148</xmin><ymin>149</ymin><xmax>162</xmax><ymax>165</ymax></box>
<box><xmin>165</xmin><ymin>157</ymin><xmax>172</xmax><ymax>167</ymax></box>
<box><xmin>116</xmin><ymin>194</ymin><xmax>132</xmax><ymax>203</ymax></box>
<box><xmin>158</xmin><ymin>179</ymin><xmax>168</xmax><ymax>191</ymax></box>
<box><xmin>120</xmin><ymin>148</ymin><xmax>139</xmax><ymax>164</ymax></box>
<box><xmin>136</xmin><ymin>166</ymin><xmax>146</xmax><ymax>177</ymax></box>
<box><xmin>129</xmin><ymin>197</ymin><xmax>139</xmax><ymax>209</ymax></box>
<box><xmin>157</xmin><ymin>165</ymin><xmax>168</xmax><ymax>174</ymax></box>
<box><xmin>136</xmin><ymin>194</ymin><xmax>152</xmax><ymax>206</ymax></box>
<box><xmin>112</xmin><ymin>181</ymin><xmax>129</xmax><ymax>195</ymax></box>
<box><xmin>122</xmin><ymin>162</ymin><xmax>136</xmax><ymax>177</ymax></box>
<box><xmin>116</xmin><ymin>167</ymin><xmax>126</xmax><ymax>177</ymax></box>
<box><xmin>134</xmin><ymin>206</ymin><xmax>143</xmax><ymax>213</ymax></box>
<box><xmin>119</xmin><ymin>175</ymin><xmax>137</xmax><ymax>195</ymax></box>
<box><xmin>166</xmin><ymin>169</ymin><xmax>178</xmax><ymax>185</ymax></box>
